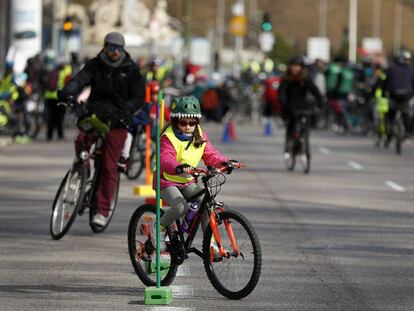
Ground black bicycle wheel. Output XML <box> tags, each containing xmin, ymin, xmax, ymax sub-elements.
<box><xmin>90</xmin><ymin>172</ymin><xmax>120</xmax><ymax>233</ymax></box>
<box><xmin>283</xmin><ymin>139</ymin><xmax>296</xmax><ymax>172</ymax></box>
<box><xmin>25</xmin><ymin>113</ymin><xmax>41</xmax><ymax>139</ymax></box>
<box><xmin>202</xmin><ymin>209</ymin><xmax>262</xmax><ymax>299</ymax></box>
<box><xmin>127</xmin><ymin>204</ymin><xmax>178</xmax><ymax>286</ymax></box>
<box><xmin>301</xmin><ymin>136</ymin><xmax>311</xmax><ymax>174</ymax></box>
<box><xmin>50</xmin><ymin>165</ymin><xmax>87</xmax><ymax>240</ymax></box>
<box><xmin>126</xmin><ymin>143</ymin><xmax>145</xmax><ymax>180</ymax></box>
<box><xmin>394</xmin><ymin>118</ymin><xmax>404</xmax><ymax>155</ymax></box>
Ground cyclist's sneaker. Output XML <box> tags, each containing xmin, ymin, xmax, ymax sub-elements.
<box><xmin>150</xmin><ymin>222</ymin><xmax>166</xmax><ymax>252</ymax></box>
<box><xmin>92</xmin><ymin>213</ymin><xmax>107</xmax><ymax>227</ymax></box>
<box><xmin>117</xmin><ymin>156</ymin><xmax>128</xmax><ymax>173</ymax></box>
<box><xmin>210</xmin><ymin>244</ymin><xmax>222</xmax><ymax>263</ymax></box>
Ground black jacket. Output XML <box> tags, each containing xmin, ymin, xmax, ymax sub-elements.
<box><xmin>59</xmin><ymin>51</ymin><xmax>145</xmax><ymax>127</ymax></box>
<box><xmin>279</xmin><ymin>73</ymin><xmax>323</xmax><ymax>116</ymax></box>
<box><xmin>384</xmin><ymin>62</ymin><xmax>414</xmax><ymax>102</ymax></box>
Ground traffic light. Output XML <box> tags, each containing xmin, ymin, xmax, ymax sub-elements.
<box><xmin>261</xmin><ymin>13</ymin><xmax>272</xmax><ymax>32</ymax></box>
<box><xmin>63</xmin><ymin>16</ymin><xmax>73</xmax><ymax>34</ymax></box>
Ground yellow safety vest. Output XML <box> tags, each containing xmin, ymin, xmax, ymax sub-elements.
<box><xmin>45</xmin><ymin>65</ymin><xmax>72</xmax><ymax>100</ymax></box>
<box><xmin>162</xmin><ymin>125</ymin><xmax>206</xmax><ymax>183</ymax></box>
<box><xmin>0</xmin><ymin>74</ymin><xmax>19</xmax><ymax>101</ymax></box>
<box><xmin>374</xmin><ymin>73</ymin><xmax>389</xmax><ymax>114</ymax></box>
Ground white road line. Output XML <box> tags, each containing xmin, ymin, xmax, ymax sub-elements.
<box><xmin>318</xmin><ymin>146</ymin><xmax>331</xmax><ymax>155</ymax></box>
<box><xmin>170</xmin><ymin>285</ymin><xmax>194</xmax><ymax>298</ymax></box>
<box><xmin>144</xmin><ymin>307</ymin><xmax>195</xmax><ymax>311</ymax></box>
<box><xmin>347</xmin><ymin>160</ymin><xmax>363</xmax><ymax>170</ymax></box>
<box><xmin>385</xmin><ymin>180</ymin><xmax>406</xmax><ymax>192</ymax></box>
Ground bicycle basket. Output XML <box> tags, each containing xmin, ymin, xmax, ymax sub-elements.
<box><xmin>207</xmin><ymin>173</ymin><xmax>226</xmax><ymax>199</ymax></box>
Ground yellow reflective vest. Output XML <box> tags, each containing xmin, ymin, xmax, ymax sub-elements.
<box><xmin>44</xmin><ymin>65</ymin><xmax>72</xmax><ymax>100</ymax></box>
<box><xmin>162</xmin><ymin>125</ymin><xmax>206</xmax><ymax>183</ymax></box>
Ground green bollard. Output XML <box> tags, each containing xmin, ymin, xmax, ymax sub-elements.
<box><xmin>144</xmin><ymin>90</ymin><xmax>172</xmax><ymax>305</ymax></box>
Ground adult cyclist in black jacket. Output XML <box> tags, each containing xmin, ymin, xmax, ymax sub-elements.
<box><xmin>58</xmin><ymin>32</ymin><xmax>145</xmax><ymax>227</ymax></box>
<box><xmin>279</xmin><ymin>55</ymin><xmax>323</xmax><ymax>154</ymax></box>
<box><xmin>384</xmin><ymin>50</ymin><xmax>414</xmax><ymax>137</ymax></box>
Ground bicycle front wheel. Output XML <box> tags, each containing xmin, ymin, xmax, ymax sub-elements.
<box><xmin>127</xmin><ymin>204</ymin><xmax>178</xmax><ymax>286</ymax></box>
<box><xmin>202</xmin><ymin>209</ymin><xmax>262</xmax><ymax>299</ymax></box>
<box><xmin>300</xmin><ymin>136</ymin><xmax>311</xmax><ymax>174</ymax></box>
<box><xmin>394</xmin><ymin>117</ymin><xmax>404</xmax><ymax>155</ymax></box>
<box><xmin>50</xmin><ymin>165</ymin><xmax>87</xmax><ymax>240</ymax></box>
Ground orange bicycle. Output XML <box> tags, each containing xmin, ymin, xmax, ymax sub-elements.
<box><xmin>127</xmin><ymin>163</ymin><xmax>262</xmax><ymax>299</ymax></box>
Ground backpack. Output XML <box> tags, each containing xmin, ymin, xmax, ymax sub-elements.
<box><xmin>326</xmin><ymin>63</ymin><xmax>341</xmax><ymax>92</ymax></box>
<box><xmin>46</xmin><ymin>69</ymin><xmax>59</xmax><ymax>91</ymax></box>
<box><xmin>337</xmin><ymin>67</ymin><xmax>354</xmax><ymax>95</ymax></box>
<box><xmin>387</xmin><ymin>66</ymin><xmax>414</xmax><ymax>101</ymax></box>
<box><xmin>201</xmin><ymin>89</ymin><xmax>220</xmax><ymax>111</ymax></box>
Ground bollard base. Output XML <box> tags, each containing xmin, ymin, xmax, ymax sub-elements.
<box><xmin>144</xmin><ymin>286</ymin><xmax>172</xmax><ymax>305</ymax></box>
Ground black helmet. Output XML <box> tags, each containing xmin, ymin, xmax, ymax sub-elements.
<box><xmin>288</xmin><ymin>55</ymin><xmax>305</xmax><ymax>67</ymax></box>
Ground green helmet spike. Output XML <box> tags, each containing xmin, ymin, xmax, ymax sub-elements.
<box><xmin>170</xmin><ymin>96</ymin><xmax>202</xmax><ymax>119</ymax></box>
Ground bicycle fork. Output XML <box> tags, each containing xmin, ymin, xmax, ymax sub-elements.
<box><xmin>209</xmin><ymin>211</ymin><xmax>240</xmax><ymax>259</ymax></box>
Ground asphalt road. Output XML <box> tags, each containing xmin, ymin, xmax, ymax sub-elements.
<box><xmin>1</xmin><ymin>122</ymin><xmax>414</xmax><ymax>311</ymax></box>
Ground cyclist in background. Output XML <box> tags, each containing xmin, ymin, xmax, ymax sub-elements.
<box><xmin>118</xmin><ymin>79</ymin><xmax>170</xmax><ymax>171</ymax></box>
<box><xmin>279</xmin><ymin>55</ymin><xmax>323</xmax><ymax>155</ymax></box>
<box><xmin>384</xmin><ymin>50</ymin><xmax>414</xmax><ymax>138</ymax></box>
<box><xmin>153</xmin><ymin>96</ymin><xmax>237</xmax><ymax>250</ymax></box>
<box><xmin>58</xmin><ymin>32</ymin><xmax>145</xmax><ymax>227</ymax></box>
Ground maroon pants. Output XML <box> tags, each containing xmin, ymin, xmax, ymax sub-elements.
<box><xmin>75</xmin><ymin>128</ymin><xmax>127</xmax><ymax>217</ymax></box>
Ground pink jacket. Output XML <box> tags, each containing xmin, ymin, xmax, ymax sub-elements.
<box><xmin>153</xmin><ymin>130</ymin><xmax>229</xmax><ymax>190</ymax></box>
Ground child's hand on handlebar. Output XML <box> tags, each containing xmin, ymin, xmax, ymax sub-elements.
<box><xmin>221</xmin><ymin>159</ymin><xmax>240</xmax><ymax>174</ymax></box>
<box><xmin>176</xmin><ymin>164</ymin><xmax>194</xmax><ymax>175</ymax></box>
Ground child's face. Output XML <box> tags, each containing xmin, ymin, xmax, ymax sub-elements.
<box><xmin>177</xmin><ymin>118</ymin><xmax>198</xmax><ymax>137</ymax></box>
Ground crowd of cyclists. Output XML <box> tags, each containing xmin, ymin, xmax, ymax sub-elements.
<box><xmin>1</xmin><ymin>33</ymin><xmax>414</xmax><ymax>159</ymax></box>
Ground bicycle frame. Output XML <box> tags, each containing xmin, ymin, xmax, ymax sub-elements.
<box><xmin>78</xmin><ymin>134</ymin><xmax>104</xmax><ymax>213</ymax></box>
<box><xmin>289</xmin><ymin>112</ymin><xmax>311</xmax><ymax>153</ymax></box>
<box><xmin>167</xmin><ymin>166</ymin><xmax>241</xmax><ymax>262</ymax></box>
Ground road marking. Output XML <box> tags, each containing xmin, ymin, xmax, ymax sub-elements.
<box><xmin>385</xmin><ymin>180</ymin><xmax>406</xmax><ymax>192</ymax></box>
<box><xmin>172</xmin><ymin>285</ymin><xmax>194</xmax><ymax>298</ymax></box>
<box><xmin>347</xmin><ymin>160</ymin><xmax>363</xmax><ymax>170</ymax></box>
<box><xmin>144</xmin><ymin>307</ymin><xmax>195</xmax><ymax>311</ymax></box>
<box><xmin>318</xmin><ymin>146</ymin><xmax>331</xmax><ymax>155</ymax></box>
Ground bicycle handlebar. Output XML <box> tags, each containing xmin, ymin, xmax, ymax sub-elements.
<box><xmin>188</xmin><ymin>162</ymin><xmax>246</xmax><ymax>177</ymax></box>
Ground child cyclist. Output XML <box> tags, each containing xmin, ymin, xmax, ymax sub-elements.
<box><xmin>152</xmin><ymin>95</ymin><xmax>238</xmax><ymax>250</ymax></box>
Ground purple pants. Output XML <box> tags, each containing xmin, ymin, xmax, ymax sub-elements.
<box><xmin>75</xmin><ymin>128</ymin><xmax>127</xmax><ymax>217</ymax></box>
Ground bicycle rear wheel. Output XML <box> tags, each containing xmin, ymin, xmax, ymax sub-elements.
<box><xmin>202</xmin><ymin>209</ymin><xmax>262</xmax><ymax>299</ymax></box>
<box><xmin>127</xmin><ymin>204</ymin><xmax>178</xmax><ymax>286</ymax></box>
<box><xmin>50</xmin><ymin>165</ymin><xmax>87</xmax><ymax>240</ymax></box>
<box><xmin>90</xmin><ymin>172</ymin><xmax>120</xmax><ymax>233</ymax></box>
<box><xmin>126</xmin><ymin>147</ymin><xmax>145</xmax><ymax>180</ymax></box>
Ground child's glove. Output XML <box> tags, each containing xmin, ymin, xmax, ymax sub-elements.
<box><xmin>176</xmin><ymin>164</ymin><xmax>193</xmax><ymax>175</ymax></box>
<box><xmin>221</xmin><ymin>159</ymin><xmax>239</xmax><ymax>174</ymax></box>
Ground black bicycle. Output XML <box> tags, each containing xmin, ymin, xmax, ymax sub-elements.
<box><xmin>125</xmin><ymin>123</ymin><xmax>155</xmax><ymax>180</ymax></box>
<box><xmin>127</xmin><ymin>163</ymin><xmax>262</xmax><ymax>299</ymax></box>
<box><xmin>50</xmin><ymin>106</ymin><xmax>120</xmax><ymax>240</ymax></box>
<box><xmin>283</xmin><ymin>110</ymin><xmax>312</xmax><ymax>174</ymax></box>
